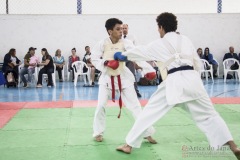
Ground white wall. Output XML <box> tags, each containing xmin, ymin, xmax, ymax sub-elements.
<box><xmin>0</xmin><ymin>14</ymin><xmax>240</xmax><ymax>76</ymax></box>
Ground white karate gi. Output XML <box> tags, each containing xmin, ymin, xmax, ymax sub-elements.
<box><xmin>122</xmin><ymin>32</ymin><xmax>233</xmax><ymax>149</ymax></box>
<box><xmin>91</xmin><ymin>37</ymin><xmax>155</xmax><ymax>137</ymax></box>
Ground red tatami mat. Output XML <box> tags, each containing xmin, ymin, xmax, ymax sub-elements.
<box><xmin>0</xmin><ymin>97</ymin><xmax>239</xmax><ymax>110</ymax></box>
<box><xmin>0</xmin><ymin>109</ymin><xmax>20</xmax><ymax>128</ymax></box>
<box><xmin>211</xmin><ymin>97</ymin><xmax>240</xmax><ymax>104</ymax></box>
<box><xmin>73</xmin><ymin>100</ymin><xmax>119</xmax><ymax>108</ymax></box>
<box><xmin>24</xmin><ymin>101</ymin><xmax>73</xmax><ymax>109</ymax></box>
<box><xmin>0</xmin><ymin>102</ymin><xmax>26</xmax><ymax>110</ymax></box>
<box><xmin>0</xmin><ymin>98</ymin><xmax>239</xmax><ymax>129</ymax></box>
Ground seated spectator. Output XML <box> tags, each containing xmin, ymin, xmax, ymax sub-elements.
<box><xmin>83</xmin><ymin>55</ymin><xmax>96</xmax><ymax>86</ymax></box>
<box><xmin>223</xmin><ymin>46</ymin><xmax>239</xmax><ymax>71</ymax></box>
<box><xmin>19</xmin><ymin>47</ymin><xmax>38</xmax><ymax>87</ymax></box>
<box><xmin>83</xmin><ymin>46</ymin><xmax>96</xmax><ymax>86</ymax></box>
<box><xmin>53</xmin><ymin>49</ymin><xmax>65</xmax><ymax>82</ymax></box>
<box><xmin>223</xmin><ymin>46</ymin><xmax>239</xmax><ymax>61</ymax></box>
<box><xmin>36</xmin><ymin>48</ymin><xmax>54</xmax><ymax>88</ymax></box>
<box><xmin>197</xmin><ymin>48</ymin><xmax>203</xmax><ymax>58</ymax></box>
<box><xmin>68</xmin><ymin>48</ymin><xmax>80</xmax><ymax>82</ymax></box>
<box><xmin>203</xmin><ymin>47</ymin><xmax>218</xmax><ymax>77</ymax></box>
<box><xmin>2</xmin><ymin>48</ymin><xmax>21</xmax><ymax>83</ymax></box>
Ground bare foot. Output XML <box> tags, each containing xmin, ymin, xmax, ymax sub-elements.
<box><xmin>116</xmin><ymin>144</ymin><xmax>132</xmax><ymax>154</ymax></box>
<box><xmin>145</xmin><ymin>136</ymin><xmax>157</xmax><ymax>144</ymax></box>
<box><xmin>227</xmin><ymin>141</ymin><xmax>240</xmax><ymax>160</ymax></box>
<box><xmin>233</xmin><ymin>148</ymin><xmax>240</xmax><ymax>160</ymax></box>
<box><xmin>95</xmin><ymin>135</ymin><xmax>103</xmax><ymax>142</ymax></box>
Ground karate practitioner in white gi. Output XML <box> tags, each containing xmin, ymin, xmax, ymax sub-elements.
<box><xmin>115</xmin><ymin>13</ymin><xmax>240</xmax><ymax>159</ymax></box>
<box><xmin>91</xmin><ymin>18</ymin><xmax>157</xmax><ymax>143</ymax></box>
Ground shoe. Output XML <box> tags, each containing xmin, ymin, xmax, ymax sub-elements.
<box><xmin>137</xmin><ymin>92</ymin><xmax>142</xmax><ymax>98</ymax></box>
<box><xmin>59</xmin><ymin>79</ymin><xmax>63</xmax><ymax>82</ymax></box>
<box><xmin>36</xmin><ymin>84</ymin><xmax>42</xmax><ymax>88</ymax></box>
<box><xmin>95</xmin><ymin>135</ymin><xmax>103</xmax><ymax>142</ymax></box>
<box><xmin>23</xmin><ymin>83</ymin><xmax>28</xmax><ymax>88</ymax></box>
<box><xmin>144</xmin><ymin>136</ymin><xmax>157</xmax><ymax>144</ymax></box>
<box><xmin>27</xmin><ymin>82</ymin><xmax>31</xmax><ymax>87</ymax></box>
<box><xmin>116</xmin><ymin>144</ymin><xmax>132</xmax><ymax>154</ymax></box>
<box><xmin>92</xmin><ymin>82</ymin><xmax>95</xmax><ymax>85</ymax></box>
<box><xmin>47</xmin><ymin>84</ymin><xmax>53</xmax><ymax>88</ymax></box>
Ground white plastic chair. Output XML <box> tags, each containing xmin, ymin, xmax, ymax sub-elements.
<box><xmin>199</xmin><ymin>59</ymin><xmax>214</xmax><ymax>82</ymax></box>
<box><xmin>72</xmin><ymin>61</ymin><xmax>91</xmax><ymax>87</ymax></box>
<box><xmin>18</xmin><ymin>63</ymin><xmax>38</xmax><ymax>86</ymax></box>
<box><xmin>223</xmin><ymin>58</ymin><xmax>240</xmax><ymax>82</ymax></box>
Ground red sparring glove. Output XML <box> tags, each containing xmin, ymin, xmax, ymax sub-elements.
<box><xmin>145</xmin><ymin>72</ymin><xmax>156</xmax><ymax>80</ymax></box>
<box><xmin>104</xmin><ymin>60</ymin><xmax>119</xmax><ymax>70</ymax></box>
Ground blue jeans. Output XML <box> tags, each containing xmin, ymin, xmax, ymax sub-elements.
<box><xmin>19</xmin><ymin>67</ymin><xmax>35</xmax><ymax>84</ymax></box>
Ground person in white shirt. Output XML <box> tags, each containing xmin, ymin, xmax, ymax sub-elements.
<box><xmin>91</xmin><ymin>18</ymin><xmax>157</xmax><ymax>143</ymax></box>
<box><xmin>115</xmin><ymin>13</ymin><xmax>240</xmax><ymax>159</ymax></box>
<box><xmin>122</xmin><ymin>24</ymin><xmax>137</xmax><ymax>45</ymax></box>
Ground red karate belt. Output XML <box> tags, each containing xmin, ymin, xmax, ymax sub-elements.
<box><xmin>110</xmin><ymin>75</ymin><xmax>122</xmax><ymax>118</ymax></box>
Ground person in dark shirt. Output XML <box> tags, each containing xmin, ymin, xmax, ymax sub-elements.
<box><xmin>36</xmin><ymin>48</ymin><xmax>54</xmax><ymax>88</ymax></box>
<box><xmin>19</xmin><ymin>47</ymin><xmax>37</xmax><ymax>88</ymax></box>
<box><xmin>203</xmin><ymin>47</ymin><xmax>218</xmax><ymax>77</ymax></box>
<box><xmin>2</xmin><ymin>48</ymin><xmax>21</xmax><ymax>83</ymax></box>
<box><xmin>223</xmin><ymin>46</ymin><xmax>239</xmax><ymax>61</ymax></box>
<box><xmin>223</xmin><ymin>46</ymin><xmax>239</xmax><ymax>76</ymax></box>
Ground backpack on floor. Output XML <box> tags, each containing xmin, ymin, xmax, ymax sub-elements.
<box><xmin>0</xmin><ymin>71</ymin><xmax>6</xmax><ymax>85</ymax></box>
<box><xmin>5</xmin><ymin>72</ymin><xmax>17</xmax><ymax>88</ymax></box>
<box><xmin>7</xmin><ymin>72</ymin><xmax>15</xmax><ymax>83</ymax></box>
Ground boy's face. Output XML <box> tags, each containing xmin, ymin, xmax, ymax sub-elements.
<box><xmin>109</xmin><ymin>24</ymin><xmax>123</xmax><ymax>40</ymax></box>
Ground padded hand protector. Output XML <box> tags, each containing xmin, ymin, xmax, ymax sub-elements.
<box><xmin>105</xmin><ymin>60</ymin><xmax>119</xmax><ymax>70</ymax></box>
<box><xmin>114</xmin><ymin>52</ymin><xmax>127</xmax><ymax>61</ymax></box>
<box><xmin>145</xmin><ymin>72</ymin><xmax>156</xmax><ymax>80</ymax></box>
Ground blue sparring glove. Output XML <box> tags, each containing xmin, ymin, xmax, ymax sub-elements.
<box><xmin>114</xmin><ymin>52</ymin><xmax>128</xmax><ymax>61</ymax></box>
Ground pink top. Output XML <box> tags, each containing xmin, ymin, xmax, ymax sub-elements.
<box><xmin>28</xmin><ymin>55</ymin><xmax>39</xmax><ymax>69</ymax></box>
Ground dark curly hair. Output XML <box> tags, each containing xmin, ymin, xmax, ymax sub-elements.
<box><xmin>156</xmin><ymin>12</ymin><xmax>178</xmax><ymax>33</ymax></box>
<box><xmin>105</xmin><ymin>18</ymin><xmax>123</xmax><ymax>33</ymax></box>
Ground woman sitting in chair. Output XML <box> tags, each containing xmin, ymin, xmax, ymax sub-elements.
<box><xmin>36</xmin><ymin>48</ymin><xmax>54</xmax><ymax>88</ymax></box>
<box><xmin>68</xmin><ymin>48</ymin><xmax>80</xmax><ymax>82</ymax></box>
<box><xmin>203</xmin><ymin>47</ymin><xmax>218</xmax><ymax>78</ymax></box>
<box><xmin>53</xmin><ymin>49</ymin><xmax>65</xmax><ymax>82</ymax></box>
<box><xmin>3</xmin><ymin>48</ymin><xmax>21</xmax><ymax>85</ymax></box>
